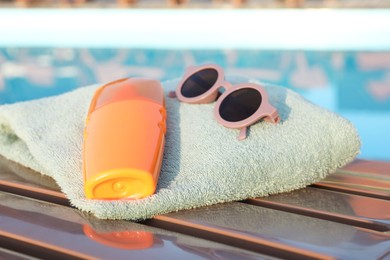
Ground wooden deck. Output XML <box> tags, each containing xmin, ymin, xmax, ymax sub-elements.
<box><xmin>0</xmin><ymin>156</ymin><xmax>389</xmax><ymax>259</ymax></box>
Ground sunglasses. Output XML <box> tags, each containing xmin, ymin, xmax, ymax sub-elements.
<box><xmin>172</xmin><ymin>64</ymin><xmax>280</xmax><ymax>140</ymax></box>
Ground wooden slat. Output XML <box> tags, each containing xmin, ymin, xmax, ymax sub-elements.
<box><xmin>147</xmin><ymin>214</ymin><xmax>327</xmax><ymax>260</ymax></box>
<box><xmin>0</xmin><ymin>155</ymin><xmax>62</xmax><ymax>192</ymax></box>
<box><xmin>147</xmin><ymin>203</ymin><xmax>390</xmax><ymax>260</ymax></box>
<box><xmin>0</xmin><ymin>247</ymin><xmax>39</xmax><ymax>260</ymax></box>
<box><xmin>0</xmin><ymin>192</ymin><xmax>266</xmax><ymax>259</ymax></box>
<box><xmin>314</xmin><ymin>160</ymin><xmax>390</xmax><ymax>200</ymax></box>
<box><xmin>341</xmin><ymin>159</ymin><xmax>390</xmax><ymax>178</ymax></box>
<box><xmin>311</xmin><ymin>172</ymin><xmax>390</xmax><ymax>200</ymax></box>
<box><xmin>247</xmin><ymin>187</ymin><xmax>390</xmax><ymax>232</ymax></box>
<box><xmin>1</xmin><ymin>156</ymin><xmax>389</xmax><ymax>259</ymax></box>
<box><xmin>0</xmin><ymin>191</ymin><xmax>266</xmax><ymax>259</ymax></box>
<box><xmin>0</xmin><ymin>180</ymin><xmax>68</xmax><ymax>206</ymax></box>
<box><xmin>0</xmin><ymin>155</ymin><xmax>67</xmax><ymax>205</ymax></box>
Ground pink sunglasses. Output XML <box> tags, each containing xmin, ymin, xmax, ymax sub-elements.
<box><xmin>172</xmin><ymin>64</ymin><xmax>280</xmax><ymax>140</ymax></box>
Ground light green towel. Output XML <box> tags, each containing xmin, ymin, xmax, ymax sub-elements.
<box><xmin>0</xmin><ymin>76</ymin><xmax>360</xmax><ymax>220</ymax></box>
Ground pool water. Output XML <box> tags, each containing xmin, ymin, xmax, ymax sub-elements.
<box><xmin>0</xmin><ymin>48</ymin><xmax>389</xmax><ymax>161</ymax></box>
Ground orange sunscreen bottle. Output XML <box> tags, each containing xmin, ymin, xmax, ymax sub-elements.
<box><xmin>83</xmin><ymin>78</ymin><xmax>166</xmax><ymax>200</ymax></box>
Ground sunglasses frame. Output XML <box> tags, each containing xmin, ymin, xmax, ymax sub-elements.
<box><xmin>175</xmin><ymin>64</ymin><xmax>280</xmax><ymax>140</ymax></box>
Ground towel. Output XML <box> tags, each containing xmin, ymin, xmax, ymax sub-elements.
<box><xmin>0</xmin><ymin>76</ymin><xmax>360</xmax><ymax>220</ymax></box>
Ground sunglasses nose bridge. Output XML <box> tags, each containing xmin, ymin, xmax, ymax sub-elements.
<box><xmin>197</xmin><ymin>90</ymin><xmax>219</xmax><ymax>104</ymax></box>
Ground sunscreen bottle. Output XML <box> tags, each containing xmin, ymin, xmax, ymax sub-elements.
<box><xmin>83</xmin><ymin>78</ymin><xmax>166</xmax><ymax>199</ymax></box>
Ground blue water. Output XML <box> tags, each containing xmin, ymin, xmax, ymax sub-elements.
<box><xmin>0</xmin><ymin>48</ymin><xmax>389</xmax><ymax>161</ymax></box>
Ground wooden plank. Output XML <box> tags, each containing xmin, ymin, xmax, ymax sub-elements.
<box><xmin>1</xmin><ymin>156</ymin><xmax>389</xmax><ymax>259</ymax></box>
<box><xmin>247</xmin><ymin>187</ymin><xmax>390</xmax><ymax>232</ymax></box>
<box><xmin>0</xmin><ymin>247</ymin><xmax>39</xmax><ymax>260</ymax></box>
<box><xmin>0</xmin><ymin>155</ymin><xmax>61</xmax><ymax>192</ymax></box>
<box><xmin>313</xmin><ymin>159</ymin><xmax>390</xmax><ymax>200</ymax></box>
<box><xmin>0</xmin><ymin>180</ymin><xmax>68</xmax><ymax>206</ymax></box>
<box><xmin>0</xmin><ymin>191</ymin><xmax>266</xmax><ymax>259</ymax></box>
<box><xmin>314</xmin><ymin>171</ymin><xmax>390</xmax><ymax>200</ymax></box>
<box><xmin>341</xmin><ymin>159</ymin><xmax>390</xmax><ymax>178</ymax></box>
<box><xmin>148</xmin><ymin>203</ymin><xmax>390</xmax><ymax>260</ymax></box>
<box><xmin>0</xmin><ymin>156</ymin><xmax>68</xmax><ymax>205</ymax></box>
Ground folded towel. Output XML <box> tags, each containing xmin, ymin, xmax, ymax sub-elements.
<box><xmin>0</xmin><ymin>76</ymin><xmax>360</xmax><ymax>220</ymax></box>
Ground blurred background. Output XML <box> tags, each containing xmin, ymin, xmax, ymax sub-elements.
<box><xmin>0</xmin><ymin>2</ymin><xmax>389</xmax><ymax>161</ymax></box>
<box><xmin>1</xmin><ymin>0</ymin><xmax>390</xmax><ymax>8</ymax></box>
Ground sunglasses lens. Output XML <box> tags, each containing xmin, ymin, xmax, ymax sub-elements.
<box><xmin>181</xmin><ymin>68</ymin><xmax>218</xmax><ymax>98</ymax></box>
<box><xmin>219</xmin><ymin>88</ymin><xmax>262</xmax><ymax>122</ymax></box>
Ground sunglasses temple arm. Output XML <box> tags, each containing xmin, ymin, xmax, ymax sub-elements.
<box><xmin>265</xmin><ymin>107</ymin><xmax>281</xmax><ymax>124</ymax></box>
<box><xmin>238</xmin><ymin>127</ymin><xmax>247</xmax><ymax>141</ymax></box>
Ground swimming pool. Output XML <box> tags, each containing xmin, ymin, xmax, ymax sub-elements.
<box><xmin>0</xmin><ymin>9</ymin><xmax>389</xmax><ymax>161</ymax></box>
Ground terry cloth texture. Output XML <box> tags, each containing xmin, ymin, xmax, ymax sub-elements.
<box><xmin>0</xmin><ymin>76</ymin><xmax>360</xmax><ymax>220</ymax></box>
